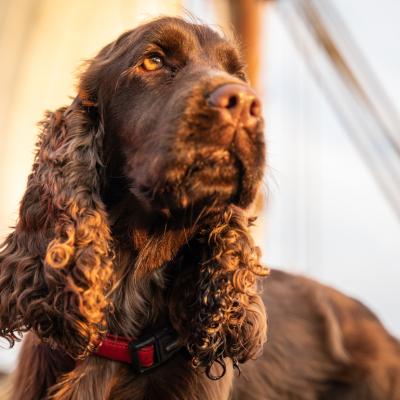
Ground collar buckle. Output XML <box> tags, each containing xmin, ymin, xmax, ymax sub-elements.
<box><xmin>129</xmin><ymin>326</ymin><xmax>180</xmax><ymax>374</ymax></box>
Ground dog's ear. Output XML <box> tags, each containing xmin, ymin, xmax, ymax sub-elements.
<box><xmin>170</xmin><ymin>205</ymin><xmax>269</xmax><ymax>379</ymax></box>
<box><xmin>0</xmin><ymin>92</ymin><xmax>113</xmax><ymax>359</ymax></box>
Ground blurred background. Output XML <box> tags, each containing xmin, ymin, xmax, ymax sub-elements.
<box><xmin>0</xmin><ymin>0</ymin><xmax>399</xmax><ymax>377</ymax></box>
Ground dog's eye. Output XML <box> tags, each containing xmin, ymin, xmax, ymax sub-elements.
<box><xmin>142</xmin><ymin>55</ymin><xmax>164</xmax><ymax>71</ymax></box>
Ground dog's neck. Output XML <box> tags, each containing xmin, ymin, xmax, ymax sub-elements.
<box><xmin>105</xmin><ymin>194</ymin><xmax>196</xmax><ymax>340</ymax></box>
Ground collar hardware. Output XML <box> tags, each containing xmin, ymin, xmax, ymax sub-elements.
<box><xmin>130</xmin><ymin>326</ymin><xmax>180</xmax><ymax>374</ymax></box>
<box><xmin>95</xmin><ymin>326</ymin><xmax>180</xmax><ymax>374</ymax></box>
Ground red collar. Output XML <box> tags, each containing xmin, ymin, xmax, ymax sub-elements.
<box><xmin>95</xmin><ymin>327</ymin><xmax>180</xmax><ymax>374</ymax></box>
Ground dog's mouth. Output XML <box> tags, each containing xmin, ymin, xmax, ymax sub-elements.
<box><xmin>183</xmin><ymin>149</ymin><xmax>236</xmax><ymax>181</ymax></box>
<box><xmin>132</xmin><ymin>151</ymin><xmax>240</xmax><ymax>210</ymax></box>
<box><xmin>156</xmin><ymin>148</ymin><xmax>244</xmax><ymax>210</ymax></box>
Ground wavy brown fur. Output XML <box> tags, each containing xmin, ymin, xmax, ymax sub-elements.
<box><xmin>170</xmin><ymin>207</ymin><xmax>267</xmax><ymax>378</ymax></box>
<box><xmin>0</xmin><ymin>102</ymin><xmax>113</xmax><ymax>359</ymax></box>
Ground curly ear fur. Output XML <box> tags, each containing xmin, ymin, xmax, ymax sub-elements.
<box><xmin>170</xmin><ymin>205</ymin><xmax>268</xmax><ymax>379</ymax></box>
<box><xmin>0</xmin><ymin>99</ymin><xmax>113</xmax><ymax>358</ymax></box>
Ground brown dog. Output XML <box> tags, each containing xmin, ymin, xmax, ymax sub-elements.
<box><xmin>0</xmin><ymin>17</ymin><xmax>399</xmax><ymax>400</ymax></box>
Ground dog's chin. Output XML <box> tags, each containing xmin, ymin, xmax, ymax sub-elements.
<box><xmin>133</xmin><ymin>172</ymin><xmax>239</xmax><ymax>214</ymax></box>
<box><xmin>132</xmin><ymin>150</ymin><xmax>262</xmax><ymax>212</ymax></box>
<box><xmin>183</xmin><ymin>179</ymin><xmax>239</xmax><ymax>209</ymax></box>
<box><xmin>166</xmin><ymin>155</ymin><xmax>243</xmax><ymax>210</ymax></box>
<box><xmin>141</xmin><ymin>179</ymin><xmax>237</xmax><ymax>213</ymax></box>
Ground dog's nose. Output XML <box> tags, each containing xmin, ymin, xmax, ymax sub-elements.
<box><xmin>208</xmin><ymin>83</ymin><xmax>261</xmax><ymax>129</ymax></box>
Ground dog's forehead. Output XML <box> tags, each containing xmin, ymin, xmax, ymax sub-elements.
<box><xmin>141</xmin><ymin>18</ymin><xmax>237</xmax><ymax>61</ymax></box>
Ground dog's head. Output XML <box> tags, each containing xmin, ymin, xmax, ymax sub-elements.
<box><xmin>82</xmin><ymin>17</ymin><xmax>265</xmax><ymax>211</ymax></box>
<box><xmin>0</xmin><ymin>17</ymin><xmax>267</xmax><ymax>373</ymax></box>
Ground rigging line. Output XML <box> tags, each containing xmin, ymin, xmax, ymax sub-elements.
<box><xmin>277</xmin><ymin>0</ymin><xmax>400</xmax><ymax>219</ymax></box>
<box><xmin>300</xmin><ymin>0</ymin><xmax>400</xmax><ymax>157</ymax></box>
<box><xmin>295</xmin><ymin>0</ymin><xmax>400</xmax><ymax>187</ymax></box>
<box><xmin>317</xmin><ymin>0</ymin><xmax>400</xmax><ymax>151</ymax></box>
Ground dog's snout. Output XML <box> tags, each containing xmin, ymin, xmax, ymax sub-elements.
<box><xmin>208</xmin><ymin>83</ymin><xmax>261</xmax><ymax>129</ymax></box>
